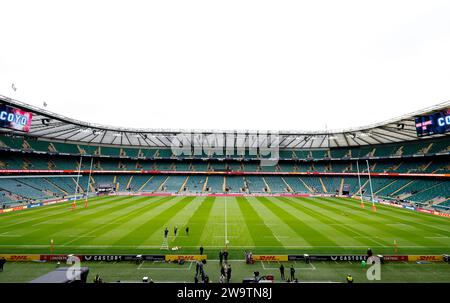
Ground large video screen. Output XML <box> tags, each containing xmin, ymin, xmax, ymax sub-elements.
<box><xmin>0</xmin><ymin>103</ymin><xmax>33</xmax><ymax>132</ymax></box>
<box><xmin>415</xmin><ymin>109</ymin><xmax>450</xmax><ymax>137</ymax></box>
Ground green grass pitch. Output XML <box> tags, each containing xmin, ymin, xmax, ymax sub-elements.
<box><xmin>1</xmin><ymin>195</ymin><xmax>449</xmax><ymax>257</ymax></box>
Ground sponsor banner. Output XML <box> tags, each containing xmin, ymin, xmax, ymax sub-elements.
<box><xmin>288</xmin><ymin>255</ymin><xmax>368</xmax><ymax>261</ymax></box>
<box><xmin>165</xmin><ymin>255</ymin><xmax>207</xmax><ymax>262</ymax></box>
<box><xmin>434</xmin><ymin>211</ymin><xmax>450</xmax><ymax>218</ymax></box>
<box><xmin>403</xmin><ymin>205</ymin><xmax>416</xmax><ymax>211</ymax></box>
<box><xmin>389</xmin><ymin>202</ymin><xmax>403</xmax><ymax>208</ymax></box>
<box><xmin>38</xmin><ymin>254</ymin><xmax>166</xmax><ymax>262</ymax></box>
<box><xmin>143</xmin><ymin>255</ymin><xmax>166</xmax><ymax>262</ymax></box>
<box><xmin>329</xmin><ymin>255</ymin><xmax>368</xmax><ymax>261</ymax></box>
<box><xmin>408</xmin><ymin>255</ymin><xmax>444</xmax><ymax>262</ymax></box>
<box><xmin>0</xmin><ymin>209</ymin><xmax>3</xmax><ymax>214</ymax></box>
<box><xmin>0</xmin><ymin>254</ymin><xmax>40</xmax><ymax>262</ymax></box>
<box><xmin>28</xmin><ymin>203</ymin><xmax>43</xmax><ymax>208</ymax></box>
<box><xmin>253</xmin><ymin>255</ymin><xmax>288</xmax><ymax>262</ymax></box>
<box><xmin>40</xmin><ymin>254</ymin><xmax>72</xmax><ymax>262</ymax></box>
<box><xmin>383</xmin><ymin>255</ymin><xmax>408</xmax><ymax>262</ymax></box>
<box><xmin>82</xmin><ymin>255</ymin><xmax>128</xmax><ymax>262</ymax></box>
<box><xmin>417</xmin><ymin>208</ymin><xmax>434</xmax><ymax>214</ymax></box>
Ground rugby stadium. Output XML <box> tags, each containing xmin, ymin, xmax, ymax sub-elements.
<box><xmin>0</xmin><ymin>95</ymin><xmax>449</xmax><ymax>283</ymax></box>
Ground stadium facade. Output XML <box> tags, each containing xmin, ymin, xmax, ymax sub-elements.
<box><xmin>0</xmin><ymin>95</ymin><xmax>449</xmax><ymax>213</ymax></box>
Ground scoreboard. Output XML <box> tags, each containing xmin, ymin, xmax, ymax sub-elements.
<box><xmin>0</xmin><ymin>103</ymin><xmax>33</xmax><ymax>133</ymax></box>
<box><xmin>415</xmin><ymin>109</ymin><xmax>450</xmax><ymax>137</ymax></box>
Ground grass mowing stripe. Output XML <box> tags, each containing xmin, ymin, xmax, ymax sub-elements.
<box><xmin>342</xmin><ymin>197</ymin><xmax>450</xmax><ymax>225</ymax></box>
<box><xmin>172</xmin><ymin>197</ymin><xmax>215</xmax><ymax>247</ymax></box>
<box><xmin>314</xmin><ymin>197</ymin><xmax>444</xmax><ymax>247</ymax></box>
<box><xmin>278</xmin><ymin>196</ymin><xmax>390</xmax><ymax>248</ymax></box>
<box><xmin>64</xmin><ymin>196</ymin><xmax>175</xmax><ymax>246</ymax></box>
<box><xmin>10</xmin><ymin>196</ymin><xmax>152</xmax><ymax>244</ymax></box>
<box><xmin>235</xmin><ymin>196</ymin><xmax>282</xmax><ymax>247</ymax></box>
<box><xmin>256</xmin><ymin>197</ymin><xmax>337</xmax><ymax>246</ymax></box>
<box><xmin>0</xmin><ymin>196</ymin><xmax>113</xmax><ymax>227</ymax></box>
<box><xmin>0</xmin><ymin>196</ymin><xmax>107</xmax><ymax>221</ymax></box>
<box><xmin>0</xmin><ymin>195</ymin><xmax>130</xmax><ymax>231</ymax></box>
<box><xmin>113</xmin><ymin>196</ymin><xmax>195</xmax><ymax>246</ymax></box>
<box><xmin>327</xmin><ymin>197</ymin><xmax>450</xmax><ymax>236</ymax></box>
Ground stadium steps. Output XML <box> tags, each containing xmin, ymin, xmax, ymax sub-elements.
<box><xmin>319</xmin><ymin>177</ymin><xmax>327</xmax><ymax>193</ymax></box>
<box><xmin>179</xmin><ymin>176</ymin><xmax>189</xmax><ymax>193</ymax></box>
<box><xmin>262</xmin><ymin>177</ymin><xmax>271</xmax><ymax>193</ymax></box>
<box><xmin>48</xmin><ymin>143</ymin><xmax>57</xmax><ymax>153</ymax></box>
<box><xmin>72</xmin><ymin>177</ymin><xmax>85</xmax><ymax>194</ymax></box>
<box><xmin>157</xmin><ymin>176</ymin><xmax>169</xmax><ymax>192</ymax></box>
<box><xmin>22</xmin><ymin>140</ymin><xmax>32</xmax><ymax>151</ymax></box>
<box><xmin>423</xmin><ymin>143</ymin><xmax>433</xmax><ymax>154</ymax></box>
<box><xmin>339</xmin><ymin>178</ymin><xmax>344</xmax><ymax>195</ymax></box>
<box><xmin>44</xmin><ymin>178</ymin><xmax>69</xmax><ymax>195</ymax></box>
<box><xmin>223</xmin><ymin>176</ymin><xmax>227</xmax><ymax>192</ymax></box>
<box><xmin>138</xmin><ymin>176</ymin><xmax>154</xmax><ymax>191</ymax></box>
<box><xmin>202</xmin><ymin>176</ymin><xmax>209</xmax><ymax>193</ymax></box>
<box><xmin>281</xmin><ymin>177</ymin><xmax>293</xmax><ymax>193</ymax></box>
<box><xmin>374</xmin><ymin>179</ymin><xmax>397</xmax><ymax>195</ymax></box>
<box><xmin>88</xmin><ymin>176</ymin><xmax>96</xmax><ymax>192</ymax></box>
<box><xmin>422</xmin><ymin>161</ymin><xmax>433</xmax><ymax>172</ymax></box>
<box><xmin>298</xmin><ymin>177</ymin><xmax>313</xmax><ymax>193</ymax></box>
<box><xmin>113</xmin><ymin>176</ymin><xmax>118</xmax><ymax>191</ymax></box>
<box><xmin>390</xmin><ymin>180</ymin><xmax>416</xmax><ymax>196</ymax></box>
<box><xmin>46</xmin><ymin>178</ymin><xmax>69</xmax><ymax>195</ymax></box>
<box><xmin>356</xmin><ymin>179</ymin><xmax>369</xmax><ymax>195</ymax></box>
<box><xmin>126</xmin><ymin>176</ymin><xmax>133</xmax><ymax>190</ymax></box>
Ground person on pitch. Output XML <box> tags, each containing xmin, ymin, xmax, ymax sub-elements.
<box><xmin>174</xmin><ymin>226</ymin><xmax>178</xmax><ymax>236</ymax></box>
<box><xmin>219</xmin><ymin>250</ymin><xmax>224</xmax><ymax>264</ymax></box>
<box><xmin>223</xmin><ymin>250</ymin><xmax>229</xmax><ymax>263</ymax></box>
<box><xmin>226</xmin><ymin>264</ymin><xmax>232</xmax><ymax>283</ymax></box>
<box><xmin>346</xmin><ymin>274</ymin><xmax>354</xmax><ymax>283</ymax></box>
<box><xmin>185</xmin><ymin>226</ymin><xmax>189</xmax><ymax>236</ymax></box>
<box><xmin>199</xmin><ymin>245</ymin><xmax>204</xmax><ymax>255</ymax></box>
<box><xmin>164</xmin><ymin>227</ymin><xmax>169</xmax><ymax>238</ymax></box>
<box><xmin>220</xmin><ymin>264</ymin><xmax>226</xmax><ymax>277</ymax></box>
<box><xmin>290</xmin><ymin>265</ymin><xmax>295</xmax><ymax>281</ymax></box>
<box><xmin>279</xmin><ymin>263</ymin><xmax>285</xmax><ymax>280</ymax></box>
<box><xmin>0</xmin><ymin>257</ymin><xmax>6</xmax><ymax>272</ymax></box>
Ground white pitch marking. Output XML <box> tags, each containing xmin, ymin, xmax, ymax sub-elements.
<box><xmin>260</xmin><ymin>261</ymin><xmax>315</xmax><ymax>271</ymax></box>
<box><xmin>138</xmin><ymin>261</ymin><xmax>193</xmax><ymax>271</ymax></box>
<box><xmin>224</xmin><ymin>195</ymin><xmax>228</xmax><ymax>245</ymax></box>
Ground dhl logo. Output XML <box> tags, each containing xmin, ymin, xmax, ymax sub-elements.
<box><xmin>408</xmin><ymin>255</ymin><xmax>443</xmax><ymax>262</ymax></box>
<box><xmin>177</xmin><ymin>256</ymin><xmax>195</xmax><ymax>260</ymax></box>
<box><xmin>254</xmin><ymin>255</ymin><xmax>288</xmax><ymax>262</ymax></box>
<box><xmin>417</xmin><ymin>256</ymin><xmax>441</xmax><ymax>261</ymax></box>
<box><xmin>9</xmin><ymin>255</ymin><xmax>29</xmax><ymax>261</ymax></box>
<box><xmin>258</xmin><ymin>256</ymin><xmax>278</xmax><ymax>261</ymax></box>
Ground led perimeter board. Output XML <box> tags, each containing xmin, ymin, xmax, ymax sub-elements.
<box><xmin>0</xmin><ymin>103</ymin><xmax>33</xmax><ymax>132</ymax></box>
<box><xmin>415</xmin><ymin>109</ymin><xmax>450</xmax><ymax>137</ymax></box>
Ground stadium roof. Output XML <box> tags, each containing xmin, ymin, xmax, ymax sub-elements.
<box><xmin>1</xmin><ymin>94</ymin><xmax>449</xmax><ymax>149</ymax></box>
